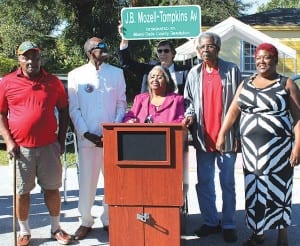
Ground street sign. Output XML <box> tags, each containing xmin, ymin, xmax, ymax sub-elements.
<box><xmin>121</xmin><ymin>5</ymin><xmax>201</xmax><ymax>40</ymax></box>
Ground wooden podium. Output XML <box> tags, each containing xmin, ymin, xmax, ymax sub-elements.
<box><xmin>102</xmin><ymin>123</ymin><xmax>188</xmax><ymax>246</ymax></box>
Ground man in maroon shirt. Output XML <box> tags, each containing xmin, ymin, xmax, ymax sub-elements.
<box><xmin>183</xmin><ymin>32</ymin><xmax>242</xmax><ymax>243</ymax></box>
<box><xmin>0</xmin><ymin>41</ymin><xmax>72</xmax><ymax>245</ymax></box>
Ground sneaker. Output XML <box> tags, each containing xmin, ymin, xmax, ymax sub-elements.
<box><xmin>17</xmin><ymin>234</ymin><xmax>31</xmax><ymax>246</ymax></box>
<box><xmin>223</xmin><ymin>228</ymin><xmax>238</xmax><ymax>243</ymax></box>
<box><xmin>194</xmin><ymin>223</ymin><xmax>222</xmax><ymax>237</ymax></box>
<box><xmin>51</xmin><ymin>229</ymin><xmax>72</xmax><ymax>245</ymax></box>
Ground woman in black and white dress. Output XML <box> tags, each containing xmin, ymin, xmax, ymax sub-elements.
<box><xmin>216</xmin><ymin>43</ymin><xmax>300</xmax><ymax>246</ymax></box>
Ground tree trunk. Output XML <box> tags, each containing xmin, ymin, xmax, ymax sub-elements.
<box><xmin>131</xmin><ymin>0</ymin><xmax>145</xmax><ymax>6</ymax></box>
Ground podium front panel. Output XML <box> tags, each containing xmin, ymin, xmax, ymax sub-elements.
<box><xmin>103</xmin><ymin>123</ymin><xmax>186</xmax><ymax>206</ymax></box>
<box><xmin>109</xmin><ymin>206</ymin><xmax>144</xmax><ymax>246</ymax></box>
<box><xmin>109</xmin><ymin>206</ymin><xmax>181</xmax><ymax>246</ymax></box>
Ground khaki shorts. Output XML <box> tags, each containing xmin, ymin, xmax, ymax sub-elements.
<box><xmin>10</xmin><ymin>142</ymin><xmax>62</xmax><ymax>195</ymax></box>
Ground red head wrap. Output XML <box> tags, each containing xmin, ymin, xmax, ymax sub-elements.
<box><xmin>254</xmin><ymin>43</ymin><xmax>278</xmax><ymax>62</ymax></box>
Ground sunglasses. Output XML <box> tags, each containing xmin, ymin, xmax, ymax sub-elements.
<box><xmin>157</xmin><ymin>49</ymin><xmax>170</xmax><ymax>54</ymax></box>
<box><xmin>90</xmin><ymin>42</ymin><xmax>108</xmax><ymax>52</ymax></box>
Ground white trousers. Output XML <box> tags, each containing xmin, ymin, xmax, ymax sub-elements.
<box><xmin>77</xmin><ymin>147</ymin><xmax>109</xmax><ymax>227</ymax></box>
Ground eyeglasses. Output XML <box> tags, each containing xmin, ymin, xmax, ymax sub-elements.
<box><xmin>157</xmin><ymin>49</ymin><xmax>170</xmax><ymax>54</ymax></box>
<box><xmin>90</xmin><ymin>42</ymin><xmax>108</xmax><ymax>52</ymax></box>
<box><xmin>198</xmin><ymin>44</ymin><xmax>217</xmax><ymax>50</ymax></box>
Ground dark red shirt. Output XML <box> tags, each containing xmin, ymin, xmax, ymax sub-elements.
<box><xmin>202</xmin><ymin>67</ymin><xmax>223</xmax><ymax>151</ymax></box>
<box><xmin>0</xmin><ymin>68</ymin><xmax>68</xmax><ymax>147</ymax></box>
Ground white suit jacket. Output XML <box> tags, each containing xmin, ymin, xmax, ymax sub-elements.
<box><xmin>68</xmin><ymin>62</ymin><xmax>127</xmax><ymax>148</ymax></box>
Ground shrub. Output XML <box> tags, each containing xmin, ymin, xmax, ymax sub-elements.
<box><xmin>0</xmin><ymin>55</ymin><xmax>17</xmax><ymax>77</ymax></box>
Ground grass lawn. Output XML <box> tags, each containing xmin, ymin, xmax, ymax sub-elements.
<box><xmin>0</xmin><ymin>144</ymin><xmax>8</xmax><ymax>165</ymax></box>
<box><xmin>0</xmin><ymin>144</ymin><xmax>77</xmax><ymax>166</ymax></box>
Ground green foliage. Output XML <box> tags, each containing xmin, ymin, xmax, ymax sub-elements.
<box><xmin>196</xmin><ymin>0</ymin><xmax>246</xmax><ymax>25</ymax></box>
<box><xmin>0</xmin><ymin>55</ymin><xmax>18</xmax><ymax>76</ymax></box>
<box><xmin>258</xmin><ymin>0</ymin><xmax>300</xmax><ymax>11</ymax></box>
<box><xmin>0</xmin><ymin>0</ymin><xmax>249</xmax><ymax>83</ymax></box>
<box><xmin>0</xmin><ymin>145</ymin><xmax>8</xmax><ymax>165</ymax></box>
<box><xmin>130</xmin><ymin>0</ymin><xmax>247</xmax><ymax>25</ymax></box>
<box><xmin>46</xmin><ymin>36</ymin><xmax>86</xmax><ymax>73</ymax></box>
<box><xmin>58</xmin><ymin>1</ymin><xmax>126</xmax><ymax>56</ymax></box>
<box><xmin>0</xmin><ymin>0</ymin><xmax>62</xmax><ymax>59</ymax></box>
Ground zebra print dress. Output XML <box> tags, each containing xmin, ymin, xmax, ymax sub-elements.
<box><xmin>238</xmin><ymin>75</ymin><xmax>294</xmax><ymax>235</ymax></box>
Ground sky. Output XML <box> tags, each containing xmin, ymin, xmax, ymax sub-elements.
<box><xmin>243</xmin><ymin>0</ymin><xmax>270</xmax><ymax>14</ymax></box>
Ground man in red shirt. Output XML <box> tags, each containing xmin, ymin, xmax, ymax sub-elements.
<box><xmin>183</xmin><ymin>32</ymin><xmax>242</xmax><ymax>243</ymax></box>
<box><xmin>0</xmin><ymin>41</ymin><xmax>72</xmax><ymax>245</ymax></box>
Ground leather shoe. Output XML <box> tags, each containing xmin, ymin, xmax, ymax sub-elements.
<box><xmin>74</xmin><ymin>226</ymin><xmax>92</xmax><ymax>240</ymax></box>
<box><xmin>243</xmin><ymin>234</ymin><xmax>265</xmax><ymax>245</ymax></box>
<box><xmin>194</xmin><ymin>223</ymin><xmax>221</xmax><ymax>237</ymax></box>
<box><xmin>223</xmin><ymin>228</ymin><xmax>237</xmax><ymax>243</ymax></box>
<box><xmin>103</xmin><ymin>225</ymin><xmax>109</xmax><ymax>233</ymax></box>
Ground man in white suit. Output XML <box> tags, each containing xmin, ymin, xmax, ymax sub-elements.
<box><xmin>68</xmin><ymin>37</ymin><xmax>127</xmax><ymax>240</ymax></box>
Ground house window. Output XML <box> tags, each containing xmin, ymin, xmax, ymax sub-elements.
<box><xmin>241</xmin><ymin>41</ymin><xmax>256</xmax><ymax>73</ymax></box>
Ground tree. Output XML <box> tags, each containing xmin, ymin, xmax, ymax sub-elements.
<box><xmin>0</xmin><ymin>55</ymin><xmax>17</xmax><ymax>76</ymax></box>
<box><xmin>258</xmin><ymin>0</ymin><xmax>299</xmax><ymax>11</ymax></box>
<box><xmin>129</xmin><ymin>0</ymin><xmax>248</xmax><ymax>25</ymax></box>
<box><xmin>57</xmin><ymin>0</ymin><xmax>130</xmax><ymax>69</ymax></box>
<box><xmin>0</xmin><ymin>0</ymin><xmax>249</xmax><ymax>75</ymax></box>
<box><xmin>0</xmin><ymin>0</ymin><xmax>62</xmax><ymax>58</ymax></box>
<box><xmin>0</xmin><ymin>0</ymin><xmax>128</xmax><ymax>72</ymax></box>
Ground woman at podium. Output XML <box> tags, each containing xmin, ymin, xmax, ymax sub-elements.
<box><xmin>123</xmin><ymin>65</ymin><xmax>185</xmax><ymax>123</ymax></box>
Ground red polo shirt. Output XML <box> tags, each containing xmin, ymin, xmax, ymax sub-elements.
<box><xmin>0</xmin><ymin>68</ymin><xmax>68</xmax><ymax>147</ymax></box>
<box><xmin>202</xmin><ymin>67</ymin><xmax>223</xmax><ymax>152</ymax></box>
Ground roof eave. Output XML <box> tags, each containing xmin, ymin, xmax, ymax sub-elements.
<box><xmin>249</xmin><ymin>25</ymin><xmax>300</xmax><ymax>31</ymax></box>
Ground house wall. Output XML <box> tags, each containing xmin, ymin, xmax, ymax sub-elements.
<box><xmin>257</xmin><ymin>26</ymin><xmax>300</xmax><ymax>76</ymax></box>
<box><xmin>201</xmin><ymin>26</ymin><xmax>242</xmax><ymax>67</ymax></box>
<box><xmin>219</xmin><ymin>37</ymin><xmax>241</xmax><ymax>69</ymax></box>
<box><xmin>200</xmin><ymin>24</ymin><xmax>300</xmax><ymax>77</ymax></box>
<box><xmin>277</xmin><ymin>39</ymin><xmax>299</xmax><ymax>76</ymax></box>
